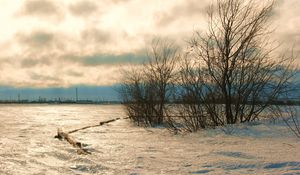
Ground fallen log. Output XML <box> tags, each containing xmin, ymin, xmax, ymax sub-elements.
<box><xmin>99</xmin><ymin>118</ymin><xmax>120</xmax><ymax>125</ymax></box>
<box><xmin>54</xmin><ymin>117</ymin><xmax>123</xmax><ymax>154</ymax></box>
<box><xmin>68</xmin><ymin>118</ymin><xmax>121</xmax><ymax>134</ymax></box>
<box><xmin>67</xmin><ymin>124</ymin><xmax>100</xmax><ymax>134</ymax></box>
<box><xmin>55</xmin><ymin>128</ymin><xmax>91</xmax><ymax>155</ymax></box>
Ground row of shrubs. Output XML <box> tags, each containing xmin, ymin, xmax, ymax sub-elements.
<box><xmin>118</xmin><ymin>0</ymin><xmax>298</xmax><ymax>132</ymax></box>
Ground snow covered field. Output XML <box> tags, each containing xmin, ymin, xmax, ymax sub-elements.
<box><xmin>0</xmin><ymin>104</ymin><xmax>299</xmax><ymax>175</ymax></box>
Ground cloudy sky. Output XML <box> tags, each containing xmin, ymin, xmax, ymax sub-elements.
<box><xmin>0</xmin><ymin>0</ymin><xmax>299</xmax><ymax>88</ymax></box>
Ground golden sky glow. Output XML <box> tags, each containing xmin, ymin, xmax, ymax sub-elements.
<box><xmin>0</xmin><ymin>0</ymin><xmax>298</xmax><ymax>87</ymax></box>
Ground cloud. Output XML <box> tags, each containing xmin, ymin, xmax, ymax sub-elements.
<box><xmin>83</xmin><ymin>53</ymin><xmax>146</xmax><ymax>65</ymax></box>
<box><xmin>20</xmin><ymin>59</ymin><xmax>40</xmax><ymax>68</ymax></box>
<box><xmin>64</xmin><ymin>53</ymin><xmax>147</xmax><ymax>66</ymax></box>
<box><xmin>67</xmin><ymin>70</ymin><xmax>84</xmax><ymax>77</ymax></box>
<box><xmin>19</xmin><ymin>0</ymin><xmax>64</xmax><ymax>20</ymax></box>
<box><xmin>155</xmin><ymin>0</ymin><xmax>210</xmax><ymax>27</ymax></box>
<box><xmin>16</xmin><ymin>30</ymin><xmax>66</xmax><ymax>53</ymax></box>
<box><xmin>18</xmin><ymin>31</ymin><xmax>54</xmax><ymax>47</ymax></box>
<box><xmin>110</xmin><ymin>0</ymin><xmax>132</xmax><ymax>4</ymax></box>
<box><xmin>81</xmin><ymin>28</ymin><xmax>111</xmax><ymax>44</ymax></box>
<box><xmin>20</xmin><ymin>57</ymin><xmax>51</xmax><ymax>68</ymax></box>
<box><xmin>69</xmin><ymin>1</ymin><xmax>98</xmax><ymax>16</ymax></box>
<box><xmin>272</xmin><ymin>0</ymin><xmax>300</xmax><ymax>54</ymax></box>
<box><xmin>29</xmin><ymin>72</ymin><xmax>61</xmax><ymax>82</ymax></box>
<box><xmin>0</xmin><ymin>0</ymin><xmax>298</xmax><ymax>88</ymax></box>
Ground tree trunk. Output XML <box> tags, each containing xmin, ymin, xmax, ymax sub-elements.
<box><xmin>55</xmin><ymin>128</ymin><xmax>91</xmax><ymax>155</ymax></box>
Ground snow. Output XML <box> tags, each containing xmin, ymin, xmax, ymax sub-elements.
<box><xmin>0</xmin><ymin>104</ymin><xmax>299</xmax><ymax>175</ymax></box>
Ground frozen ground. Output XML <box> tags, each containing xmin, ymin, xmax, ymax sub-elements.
<box><xmin>0</xmin><ymin>104</ymin><xmax>299</xmax><ymax>175</ymax></box>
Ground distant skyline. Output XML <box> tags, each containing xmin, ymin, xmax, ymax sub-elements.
<box><xmin>0</xmin><ymin>85</ymin><xmax>119</xmax><ymax>101</ymax></box>
<box><xmin>0</xmin><ymin>0</ymin><xmax>299</xmax><ymax>88</ymax></box>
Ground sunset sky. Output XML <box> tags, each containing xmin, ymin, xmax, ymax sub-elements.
<box><xmin>0</xmin><ymin>0</ymin><xmax>299</xmax><ymax>94</ymax></box>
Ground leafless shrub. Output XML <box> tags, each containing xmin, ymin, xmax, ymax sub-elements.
<box><xmin>272</xmin><ymin>105</ymin><xmax>300</xmax><ymax>138</ymax></box>
<box><xmin>119</xmin><ymin>39</ymin><xmax>180</xmax><ymax>126</ymax></box>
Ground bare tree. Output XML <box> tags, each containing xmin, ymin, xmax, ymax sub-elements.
<box><xmin>174</xmin><ymin>0</ymin><xmax>297</xmax><ymax>131</ymax></box>
<box><xmin>119</xmin><ymin>67</ymin><xmax>154</xmax><ymax>126</ymax></box>
<box><xmin>119</xmin><ymin>39</ymin><xmax>179</xmax><ymax>126</ymax></box>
